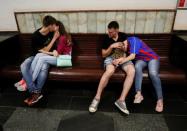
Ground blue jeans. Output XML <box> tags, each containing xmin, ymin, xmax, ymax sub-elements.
<box><xmin>31</xmin><ymin>53</ymin><xmax>57</xmax><ymax>81</ymax></box>
<box><xmin>135</xmin><ymin>59</ymin><xmax>163</xmax><ymax>100</ymax></box>
<box><xmin>20</xmin><ymin>56</ymin><xmax>49</xmax><ymax>93</ymax></box>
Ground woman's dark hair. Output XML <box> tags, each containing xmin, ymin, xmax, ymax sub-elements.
<box><xmin>42</xmin><ymin>15</ymin><xmax>56</xmax><ymax>27</ymax></box>
<box><xmin>56</xmin><ymin>21</ymin><xmax>72</xmax><ymax>45</ymax></box>
<box><xmin>108</xmin><ymin>21</ymin><xmax>119</xmax><ymax>29</ymax></box>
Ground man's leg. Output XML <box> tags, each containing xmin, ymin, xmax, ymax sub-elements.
<box><xmin>114</xmin><ymin>62</ymin><xmax>135</xmax><ymax>115</ymax></box>
<box><xmin>15</xmin><ymin>56</ymin><xmax>33</xmax><ymax>91</ymax></box>
<box><xmin>115</xmin><ymin>61</ymin><xmax>135</xmax><ymax>115</ymax></box>
<box><xmin>20</xmin><ymin>56</ymin><xmax>36</xmax><ymax>93</ymax></box>
<box><xmin>24</xmin><ymin>56</ymin><xmax>56</xmax><ymax>106</ymax></box>
<box><xmin>89</xmin><ymin>64</ymin><xmax>115</xmax><ymax>113</ymax></box>
<box><xmin>35</xmin><ymin>63</ymin><xmax>49</xmax><ymax>93</ymax></box>
<box><xmin>20</xmin><ymin>55</ymin><xmax>50</xmax><ymax>106</ymax></box>
<box><xmin>119</xmin><ymin>63</ymin><xmax>135</xmax><ymax>101</ymax></box>
<box><xmin>23</xmin><ymin>63</ymin><xmax>50</xmax><ymax>106</ymax></box>
<box><xmin>34</xmin><ymin>56</ymin><xmax>57</xmax><ymax>92</ymax></box>
<box><xmin>95</xmin><ymin>64</ymin><xmax>116</xmax><ymax>100</ymax></box>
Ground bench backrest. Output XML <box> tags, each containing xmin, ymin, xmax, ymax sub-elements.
<box><xmin>15</xmin><ymin>10</ymin><xmax>175</xmax><ymax>68</ymax></box>
<box><xmin>18</xmin><ymin>33</ymin><xmax>172</xmax><ymax>69</ymax></box>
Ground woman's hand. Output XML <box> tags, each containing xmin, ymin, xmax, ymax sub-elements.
<box><xmin>113</xmin><ymin>54</ymin><xmax>136</xmax><ymax>66</ymax></box>
<box><xmin>53</xmin><ymin>50</ymin><xmax>59</xmax><ymax>57</ymax></box>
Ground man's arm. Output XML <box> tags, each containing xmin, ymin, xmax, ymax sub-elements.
<box><xmin>102</xmin><ymin>42</ymin><xmax>123</xmax><ymax>58</ymax></box>
<box><xmin>38</xmin><ymin>49</ymin><xmax>53</xmax><ymax>55</ymax></box>
<box><xmin>39</xmin><ymin>49</ymin><xmax>58</xmax><ymax>57</ymax></box>
<box><xmin>102</xmin><ymin>47</ymin><xmax>113</xmax><ymax>58</ymax></box>
<box><xmin>40</xmin><ymin>38</ymin><xmax>56</xmax><ymax>52</ymax></box>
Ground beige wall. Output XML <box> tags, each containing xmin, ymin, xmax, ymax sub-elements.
<box><xmin>174</xmin><ymin>10</ymin><xmax>187</xmax><ymax>30</ymax></box>
<box><xmin>16</xmin><ymin>11</ymin><xmax>175</xmax><ymax>34</ymax></box>
<box><xmin>0</xmin><ymin>0</ymin><xmax>179</xmax><ymax>31</ymax></box>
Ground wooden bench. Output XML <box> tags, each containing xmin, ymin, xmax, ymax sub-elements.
<box><xmin>0</xmin><ymin>33</ymin><xmax>186</xmax><ymax>84</ymax></box>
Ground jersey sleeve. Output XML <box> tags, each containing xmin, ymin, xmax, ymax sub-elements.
<box><xmin>128</xmin><ymin>37</ymin><xmax>141</xmax><ymax>54</ymax></box>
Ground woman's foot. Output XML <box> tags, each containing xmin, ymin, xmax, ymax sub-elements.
<box><xmin>134</xmin><ymin>93</ymin><xmax>144</xmax><ymax>104</ymax></box>
<box><xmin>155</xmin><ymin>99</ymin><xmax>163</xmax><ymax>112</ymax></box>
<box><xmin>89</xmin><ymin>98</ymin><xmax>100</xmax><ymax>113</ymax></box>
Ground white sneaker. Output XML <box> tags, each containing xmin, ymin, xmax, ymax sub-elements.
<box><xmin>134</xmin><ymin>94</ymin><xmax>144</xmax><ymax>104</ymax></box>
<box><xmin>89</xmin><ymin>98</ymin><xmax>100</xmax><ymax>113</ymax></box>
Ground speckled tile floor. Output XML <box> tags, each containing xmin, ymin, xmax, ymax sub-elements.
<box><xmin>0</xmin><ymin>81</ymin><xmax>187</xmax><ymax>131</ymax></box>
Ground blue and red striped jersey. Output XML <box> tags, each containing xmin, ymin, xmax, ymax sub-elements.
<box><xmin>127</xmin><ymin>37</ymin><xmax>160</xmax><ymax>61</ymax></box>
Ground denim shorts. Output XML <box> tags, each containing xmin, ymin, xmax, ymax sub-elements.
<box><xmin>104</xmin><ymin>56</ymin><xmax>133</xmax><ymax>69</ymax></box>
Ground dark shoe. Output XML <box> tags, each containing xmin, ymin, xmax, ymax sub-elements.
<box><xmin>24</xmin><ymin>93</ymin><xmax>43</xmax><ymax>106</ymax></box>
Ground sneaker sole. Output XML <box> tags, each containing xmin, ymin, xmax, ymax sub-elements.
<box><xmin>133</xmin><ymin>97</ymin><xmax>144</xmax><ymax>104</ymax></box>
<box><xmin>115</xmin><ymin>102</ymin><xmax>130</xmax><ymax>115</ymax></box>
<box><xmin>14</xmin><ymin>83</ymin><xmax>21</xmax><ymax>89</ymax></box>
<box><xmin>31</xmin><ymin>95</ymin><xmax>43</xmax><ymax>104</ymax></box>
<box><xmin>89</xmin><ymin>107</ymin><xmax>97</xmax><ymax>113</ymax></box>
<box><xmin>24</xmin><ymin>99</ymin><xmax>29</xmax><ymax>104</ymax></box>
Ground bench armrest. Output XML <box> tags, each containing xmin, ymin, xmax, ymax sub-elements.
<box><xmin>0</xmin><ymin>34</ymin><xmax>20</xmax><ymax>67</ymax></box>
<box><xmin>170</xmin><ymin>35</ymin><xmax>187</xmax><ymax>71</ymax></box>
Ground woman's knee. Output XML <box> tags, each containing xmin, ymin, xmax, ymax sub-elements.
<box><xmin>149</xmin><ymin>70</ymin><xmax>159</xmax><ymax>78</ymax></box>
<box><xmin>135</xmin><ymin>62</ymin><xmax>144</xmax><ymax>71</ymax></box>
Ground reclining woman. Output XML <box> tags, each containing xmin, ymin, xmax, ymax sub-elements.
<box><xmin>113</xmin><ymin>36</ymin><xmax>164</xmax><ymax>112</ymax></box>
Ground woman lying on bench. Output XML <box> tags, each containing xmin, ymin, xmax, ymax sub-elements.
<box><xmin>113</xmin><ymin>36</ymin><xmax>164</xmax><ymax>112</ymax></box>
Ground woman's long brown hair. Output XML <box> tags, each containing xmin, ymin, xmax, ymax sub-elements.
<box><xmin>56</xmin><ymin>21</ymin><xmax>72</xmax><ymax>45</ymax></box>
